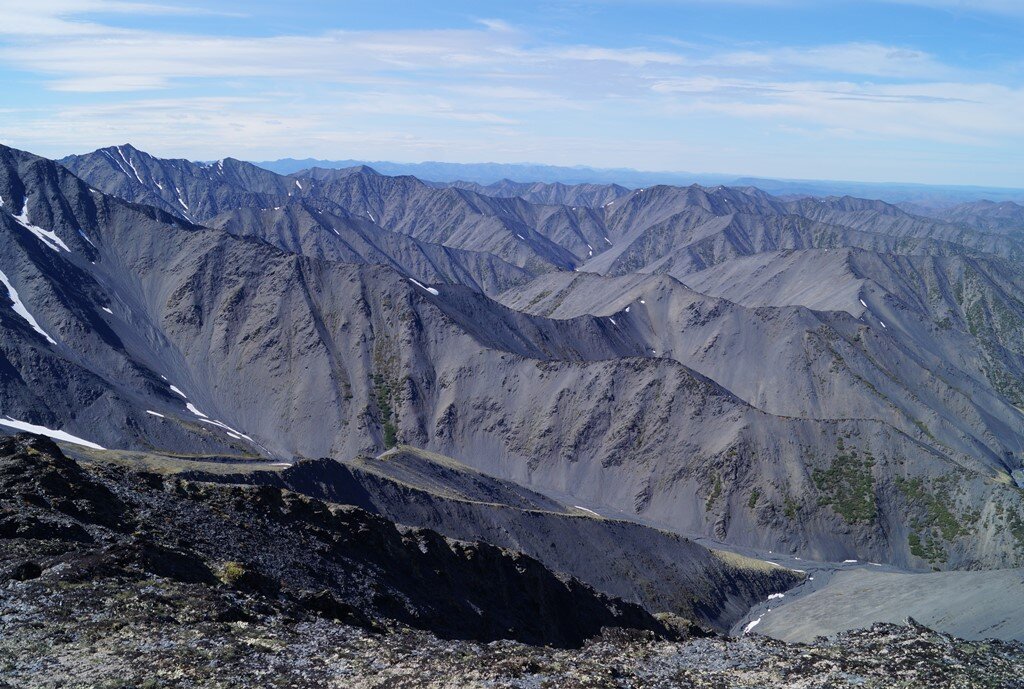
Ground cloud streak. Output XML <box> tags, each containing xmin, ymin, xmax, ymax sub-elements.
<box><xmin>0</xmin><ymin>0</ymin><xmax>1021</xmax><ymax>185</ymax></box>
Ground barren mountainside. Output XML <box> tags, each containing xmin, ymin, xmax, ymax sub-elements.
<box><xmin>5</xmin><ymin>141</ymin><xmax>1024</xmax><ymax>576</ymax></box>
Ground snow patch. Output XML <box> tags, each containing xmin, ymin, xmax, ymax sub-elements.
<box><xmin>102</xmin><ymin>149</ymin><xmax>131</xmax><ymax>177</ymax></box>
<box><xmin>168</xmin><ymin>385</ymin><xmax>187</xmax><ymax>398</ymax></box>
<box><xmin>767</xmin><ymin>593</ymin><xmax>785</xmax><ymax>600</ymax></box>
<box><xmin>145</xmin><ymin>410</ymin><xmax>165</xmax><ymax>418</ymax></box>
<box><xmin>198</xmin><ymin>417</ymin><xmax>254</xmax><ymax>442</ymax></box>
<box><xmin>859</xmin><ymin>299</ymin><xmax>867</xmax><ymax>308</ymax></box>
<box><xmin>13</xmin><ymin>198</ymin><xmax>71</xmax><ymax>252</ymax></box>
<box><xmin>624</xmin><ymin>306</ymin><xmax>630</xmax><ymax>313</ymax></box>
<box><xmin>0</xmin><ymin>269</ymin><xmax>57</xmax><ymax>344</ymax></box>
<box><xmin>879</xmin><ymin>321</ymin><xmax>887</xmax><ymax>328</ymax></box>
<box><xmin>101</xmin><ymin>307</ymin><xmax>113</xmax><ymax>314</ymax></box>
<box><xmin>574</xmin><ymin>505</ymin><xmax>601</xmax><ymax>517</ymax></box>
<box><xmin>0</xmin><ymin>416</ymin><xmax>104</xmax><ymax>449</ymax></box>
<box><xmin>408</xmin><ymin>278</ymin><xmax>439</xmax><ymax>296</ymax></box>
<box><xmin>639</xmin><ymin>299</ymin><xmax>645</xmax><ymax>304</ymax></box>
<box><xmin>185</xmin><ymin>403</ymin><xmax>208</xmax><ymax>419</ymax></box>
<box><xmin>843</xmin><ymin>559</ymin><xmax>858</xmax><ymax>563</ymax></box>
<box><xmin>743</xmin><ymin>616</ymin><xmax>762</xmax><ymax>634</ymax></box>
<box><xmin>119</xmin><ymin>146</ymin><xmax>144</xmax><ymax>184</ymax></box>
<box><xmin>77</xmin><ymin>228</ymin><xmax>97</xmax><ymax>249</ymax></box>
<box><xmin>295</xmin><ymin>180</ymin><xmax>303</xmax><ymax>190</ymax></box>
<box><xmin>609</xmin><ymin>318</ymin><xmax>617</xmax><ymax>326</ymax></box>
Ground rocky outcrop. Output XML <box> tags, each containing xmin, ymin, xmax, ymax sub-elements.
<box><xmin>183</xmin><ymin>449</ymin><xmax>805</xmax><ymax>634</ymax></box>
<box><xmin>0</xmin><ymin>433</ymin><xmax>672</xmax><ymax>647</ymax></box>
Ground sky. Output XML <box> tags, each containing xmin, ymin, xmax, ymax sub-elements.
<box><xmin>0</xmin><ymin>1</ymin><xmax>1022</xmax><ymax>186</ymax></box>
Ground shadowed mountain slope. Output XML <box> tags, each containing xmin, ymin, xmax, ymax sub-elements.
<box><xmin>178</xmin><ymin>446</ymin><xmax>803</xmax><ymax>634</ymax></box>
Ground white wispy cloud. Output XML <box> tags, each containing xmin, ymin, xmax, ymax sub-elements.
<box><xmin>0</xmin><ymin>0</ymin><xmax>1020</xmax><ymax>184</ymax></box>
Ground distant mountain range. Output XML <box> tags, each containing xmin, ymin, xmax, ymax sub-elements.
<box><xmin>0</xmin><ymin>140</ymin><xmax>1015</xmax><ymax>580</ymax></box>
<box><xmin>253</xmin><ymin>156</ymin><xmax>1024</xmax><ymax>208</ymax></box>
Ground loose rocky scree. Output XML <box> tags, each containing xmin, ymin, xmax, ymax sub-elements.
<box><xmin>2</xmin><ymin>433</ymin><xmax>1023</xmax><ymax>688</ymax></box>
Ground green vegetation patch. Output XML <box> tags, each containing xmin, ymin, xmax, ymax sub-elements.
<box><xmin>908</xmin><ymin>532</ymin><xmax>946</xmax><ymax>564</ymax></box>
<box><xmin>895</xmin><ymin>476</ymin><xmax>967</xmax><ymax>540</ymax></box>
<box><xmin>372</xmin><ymin>342</ymin><xmax>402</xmax><ymax>449</ymax></box>
<box><xmin>705</xmin><ymin>474</ymin><xmax>722</xmax><ymax>512</ymax></box>
<box><xmin>812</xmin><ymin>442</ymin><xmax>876</xmax><ymax>523</ymax></box>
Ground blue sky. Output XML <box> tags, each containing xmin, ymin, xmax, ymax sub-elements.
<box><xmin>0</xmin><ymin>1</ymin><xmax>1022</xmax><ymax>185</ymax></box>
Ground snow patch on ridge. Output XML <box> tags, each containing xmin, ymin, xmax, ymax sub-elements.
<box><xmin>0</xmin><ymin>269</ymin><xmax>57</xmax><ymax>344</ymax></box>
<box><xmin>408</xmin><ymin>278</ymin><xmax>439</xmax><ymax>296</ymax></box>
<box><xmin>12</xmin><ymin>198</ymin><xmax>71</xmax><ymax>253</ymax></box>
<box><xmin>0</xmin><ymin>416</ymin><xmax>104</xmax><ymax>449</ymax></box>
<box><xmin>119</xmin><ymin>146</ymin><xmax>144</xmax><ymax>184</ymax></box>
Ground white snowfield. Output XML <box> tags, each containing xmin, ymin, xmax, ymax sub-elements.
<box><xmin>743</xmin><ymin>616</ymin><xmax>763</xmax><ymax>634</ymax></box>
<box><xmin>168</xmin><ymin>385</ymin><xmax>187</xmax><ymax>398</ymax></box>
<box><xmin>13</xmin><ymin>197</ymin><xmax>71</xmax><ymax>253</ymax></box>
<box><xmin>145</xmin><ymin>410</ymin><xmax>165</xmax><ymax>418</ymax></box>
<box><xmin>0</xmin><ymin>416</ymin><xmax>104</xmax><ymax>450</ymax></box>
<box><xmin>573</xmin><ymin>505</ymin><xmax>601</xmax><ymax>517</ymax></box>
<box><xmin>0</xmin><ymin>269</ymin><xmax>57</xmax><ymax>344</ymax></box>
<box><xmin>408</xmin><ymin>278</ymin><xmax>439</xmax><ymax>296</ymax></box>
<box><xmin>199</xmin><ymin>417</ymin><xmax>253</xmax><ymax>442</ymax></box>
<box><xmin>183</xmin><ymin>400</ymin><xmax>253</xmax><ymax>441</ymax></box>
<box><xmin>119</xmin><ymin>146</ymin><xmax>144</xmax><ymax>184</ymax></box>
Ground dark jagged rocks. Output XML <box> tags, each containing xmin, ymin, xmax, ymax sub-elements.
<box><xmin>0</xmin><ymin>433</ymin><xmax>672</xmax><ymax>648</ymax></box>
<box><xmin>184</xmin><ymin>452</ymin><xmax>804</xmax><ymax>634</ymax></box>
